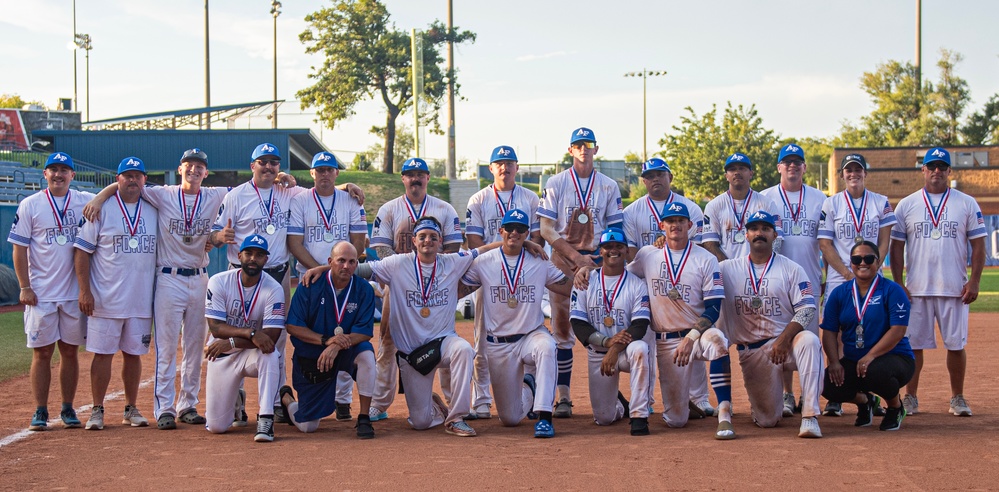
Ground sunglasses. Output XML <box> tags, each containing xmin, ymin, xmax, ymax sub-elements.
<box><xmin>255</xmin><ymin>159</ymin><xmax>281</xmax><ymax>166</ymax></box>
<box><xmin>850</xmin><ymin>254</ymin><xmax>878</xmax><ymax>266</ymax></box>
<box><xmin>503</xmin><ymin>224</ymin><xmax>529</xmax><ymax>234</ymax></box>
<box><xmin>924</xmin><ymin>162</ymin><xmax>949</xmax><ymax>171</ymax></box>
<box><xmin>571</xmin><ymin>142</ymin><xmax>596</xmax><ymax>150</ymax></box>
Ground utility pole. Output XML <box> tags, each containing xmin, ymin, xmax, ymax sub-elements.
<box><xmin>446</xmin><ymin>0</ymin><xmax>456</xmax><ymax>179</ymax></box>
<box><xmin>623</xmin><ymin>69</ymin><xmax>667</xmax><ymax>162</ymax></box>
<box><xmin>205</xmin><ymin>0</ymin><xmax>211</xmax><ymax>129</ymax></box>
<box><xmin>271</xmin><ymin>1</ymin><xmax>282</xmax><ymax>129</ymax></box>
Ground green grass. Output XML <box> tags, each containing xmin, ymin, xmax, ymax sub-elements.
<box><xmin>882</xmin><ymin>268</ymin><xmax>999</xmax><ymax>313</ymax></box>
<box><xmin>0</xmin><ymin>311</ymin><xmax>33</xmax><ymax>383</ymax></box>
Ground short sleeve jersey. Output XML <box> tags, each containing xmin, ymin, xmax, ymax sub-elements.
<box><xmin>465</xmin><ymin>185</ymin><xmax>541</xmax><ymax>242</ymax></box>
<box><xmin>537</xmin><ymin>169</ymin><xmax>624</xmax><ymax>251</ymax></box>
<box><xmin>212</xmin><ymin>181</ymin><xmax>307</xmax><ymax>268</ymax></box>
<box><xmin>817</xmin><ymin>189</ymin><xmax>897</xmax><ymax>285</ymax></box>
<box><xmin>622</xmin><ymin>192</ymin><xmax>704</xmax><ymax>248</ymax></box>
<box><xmin>569</xmin><ymin>270</ymin><xmax>651</xmax><ymax>339</ymax></box>
<box><xmin>821</xmin><ymin>277</ymin><xmax>913</xmax><ymax>361</ymax></box>
<box><xmin>368</xmin><ymin>251</ymin><xmax>477</xmax><ymax>354</ymax></box>
<box><xmin>370</xmin><ymin>195</ymin><xmax>462</xmax><ymax>254</ymax></box>
<box><xmin>205</xmin><ymin>270</ymin><xmax>286</xmax><ymax>354</ymax></box>
<box><xmin>627</xmin><ymin>243</ymin><xmax>724</xmax><ymax>333</ymax></box>
<box><xmin>288</xmin><ymin>188</ymin><xmax>368</xmax><ymax>275</ymax></box>
<box><xmin>142</xmin><ymin>185</ymin><xmax>228</xmax><ymax>269</ymax></box>
<box><xmin>286</xmin><ymin>273</ymin><xmax>375</xmax><ymax>359</ymax></box>
<box><xmin>461</xmin><ymin>249</ymin><xmax>565</xmax><ymax>337</ymax></box>
<box><xmin>7</xmin><ymin>189</ymin><xmax>94</xmax><ymax>302</ymax></box>
<box><xmin>74</xmin><ymin>195</ymin><xmax>157</xmax><ymax>318</ymax></box>
<box><xmin>702</xmin><ymin>190</ymin><xmax>784</xmax><ymax>258</ymax></box>
<box><xmin>891</xmin><ymin>188</ymin><xmax>986</xmax><ymax>297</ymax></box>
<box><xmin>718</xmin><ymin>253</ymin><xmax>815</xmax><ymax>345</ymax></box>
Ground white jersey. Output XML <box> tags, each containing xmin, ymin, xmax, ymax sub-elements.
<box><xmin>718</xmin><ymin>253</ymin><xmax>815</xmax><ymax>345</ymax></box>
<box><xmin>204</xmin><ymin>269</ymin><xmax>285</xmax><ymax>352</ymax></box>
<box><xmin>212</xmin><ymin>181</ymin><xmax>307</xmax><ymax>268</ymax></box>
<box><xmin>288</xmin><ymin>188</ymin><xmax>368</xmax><ymax>275</ymax></box>
<box><xmin>569</xmin><ymin>270</ymin><xmax>651</xmax><ymax>338</ymax></box>
<box><xmin>74</xmin><ymin>195</ymin><xmax>157</xmax><ymax>318</ymax></box>
<box><xmin>142</xmin><ymin>185</ymin><xmax>227</xmax><ymax>269</ymax></box>
<box><xmin>818</xmin><ymin>189</ymin><xmax>898</xmax><ymax>285</ymax></box>
<box><xmin>370</xmin><ymin>194</ymin><xmax>462</xmax><ymax>254</ymax></box>
<box><xmin>622</xmin><ymin>192</ymin><xmax>704</xmax><ymax>248</ymax></box>
<box><xmin>702</xmin><ymin>189</ymin><xmax>783</xmax><ymax>258</ymax></box>
<box><xmin>8</xmin><ymin>189</ymin><xmax>94</xmax><ymax>302</ymax></box>
<box><xmin>627</xmin><ymin>243</ymin><xmax>724</xmax><ymax>333</ymax></box>
<box><xmin>368</xmin><ymin>251</ymin><xmax>477</xmax><ymax>354</ymax></box>
<box><xmin>461</xmin><ymin>248</ymin><xmax>565</xmax><ymax>337</ymax></box>
<box><xmin>760</xmin><ymin>184</ymin><xmax>826</xmax><ymax>297</ymax></box>
<box><xmin>537</xmin><ymin>168</ymin><xmax>624</xmax><ymax>251</ymax></box>
<box><xmin>465</xmin><ymin>184</ymin><xmax>540</xmax><ymax>242</ymax></box>
<box><xmin>891</xmin><ymin>188</ymin><xmax>986</xmax><ymax>297</ymax></box>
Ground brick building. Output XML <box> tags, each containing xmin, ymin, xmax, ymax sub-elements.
<box><xmin>828</xmin><ymin>146</ymin><xmax>999</xmax><ymax>215</ymax></box>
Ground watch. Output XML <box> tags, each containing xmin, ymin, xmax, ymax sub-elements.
<box><xmin>249</xmin><ymin>328</ymin><xmax>257</xmax><ymax>339</ymax></box>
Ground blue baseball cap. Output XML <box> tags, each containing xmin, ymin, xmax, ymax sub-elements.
<box><xmin>659</xmin><ymin>201</ymin><xmax>690</xmax><ymax>221</ymax></box>
<box><xmin>923</xmin><ymin>147</ymin><xmax>951</xmax><ymax>167</ymax></box>
<box><xmin>778</xmin><ymin>144</ymin><xmax>805</xmax><ymax>163</ymax></box>
<box><xmin>401</xmin><ymin>157</ymin><xmax>430</xmax><ymax>174</ymax></box>
<box><xmin>501</xmin><ymin>208</ymin><xmax>530</xmax><ymax>228</ymax></box>
<box><xmin>45</xmin><ymin>152</ymin><xmax>74</xmax><ymax>171</ymax></box>
<box><xmin>251</xmin><ymin>143</ymin><xmax>281</xmax><ymax>162</ymax></box>
<box><xmin>490</xmin><ymin>145</ymin><xmax>518</xmax><ymax>163</ymax></box>
<box><xmin>311</xmin><ymin>151</ymin><xmax>343</xmax><ymax>170</ymax></box>
<box><xmin>181</xmin><ymin>148</ymin><xmax>208</xmax><ymax>165</ymax></box>
<box><xmin>117</xmin><ymin>156</ymin><xmax>147</xmax><ymax>175</ymax></box>
<box><xmin>641</xmin><ymin>158</ymin><xmax>672</xmax><ymax>176</ymax></box>
<box><xmin>745</xmin><ymin>210</ymin><xmax>777</xmax><ymax>229</ymax></box>
<box><xmin>570</xmin><ymin>127</ymin><xmax>596</xmax><ymax>145</ymax></box>
<box><xmin>598</xmin><ymin>227</ymin><xmax>627</xmax><ymax>248</ymax></box>
<box><xmin>724</xmin><ymin>152</ymin><xmax>752</xmax><ymax>170</ymax></box>
<box><xmin>239</xmin><ymin>234</ymin><xmax>270</xmax><ymax>254</ymax></box>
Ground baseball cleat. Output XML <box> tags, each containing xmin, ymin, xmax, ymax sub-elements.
<box><xmin>553</xmin><ymin>398</ymin><xmax>573</xmax><ymax>418</ymax></box>
<box><xmin>178</xmin><ymin>408</ymin><xmax>206</xmax><ymax>425</ymax></box>
<box><xmin>523</xmin><ymin>374</ymin><xmax>538</xmax><ymax>420</ymax></box>
<box><xmin>782</xmin><ymin>393</ymin><xmax>796</xmax><ymax>418</ymax></box>
<box><xmin>880</xmin><ymin>406</ymin><xmax>906</xmax><ymax>431</ymax></box>
<box><xmin>254</xmin><ymin>415</ymin><xmax>275</xmax><ymax>442</ymax></box>
<box><xmin>368</xmin><ymin>407</ymin><xmax>388</xmax><ymax>422</ymax></box>
<box><xmin>122</xmin><ymin>405</ymin><xmax>149</xmax><ymax>427</ymax></box>
<box><xmin>445</xmin><ymin>420</ymin><xmax>477</xmax><ymax>437</ymax></box>
<box><xmin>902</xmin><ymin>394</ymin><xmax>919</xmax><ymax>415</ymax></box>
<box><xmin>233</xmin><ymin>389</ymin><xmax>248</xmax><ymax>427</ymax></box>
<box><xmin>949</xmin><ymin>395</ymin><xmax>973</xmax><ymax>416</ymax></box>
<box><xmin>617</xmin><ymin>392</ymin><xmax>630</xmax><ymax>417</ymax></box>
<box><xmin>823</xmin><ymin>401</ymin><xmax>843</xmax><ymax>417</ymax></box>
<box><xmin>798</xmin><ymin>417</ymin><xmax>822</xmax><ymax>438</ymax></box>
<box><xmin>86</xmin><ymin>406</ymin><xmax>105</xmax><ymax>431</ymax></box>
<box><xmin>534</xmin><ymin>419</ymin><xmax>555</xmax><ymax>438</ymax></box>
<box><xmin>688</xmin><ymin>401</ymin><xmax>707</xmax><ymax>419</ymax></box>
<box><xmin>29</xmin><ymin>409</ymin><xmax>48</xmax><ymax>431</ymax></box>
<box><xmin>715</xmin><ymin>420</ymin><xmax>736</xmax><ymax>440</ymax></box>
<box><xmin>279</xmin><ymin>385</ymin><xmax>295</xmax><ymax>426</ymax></box>
<box><xmin>630</xmin><ymin>417</ymin><xmax>650</xmax><ymax>436</ymax></box>
<box><xmin>335</xmin><ymin>403</ymin><xmax>353</xmax><ymax>422</ymax></box>
<box><xmin>60</xmin><ymin>406</ymin><xmax>82</xmax><ymax>429</ymax></box>
<box><xmin>157</xmin><ymin>413</ymin><xmax>177</xmax><ymax>430</ymax></box>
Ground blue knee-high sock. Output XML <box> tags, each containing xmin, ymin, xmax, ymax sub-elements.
<box><xmin>709</xmin><ymin>356</ymin><xmax>732</xmax><ymax>403</ymax></box>
<box><xmin>556</xmin><ymin>348</ymin><xmax>573</xmax><ymax>387</ymax></box>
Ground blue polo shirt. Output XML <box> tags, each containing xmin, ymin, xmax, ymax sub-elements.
<box><xmin>821</xmin><ymin>276</ymin><xmax>914</xmax><ymax>361</ymax></box>
<box><xmin>287</xmin><ymin>273</ymin><xmax>375</xmax><ymax>359</ymax></box>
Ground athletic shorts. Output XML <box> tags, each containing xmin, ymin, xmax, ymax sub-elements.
<box><xmin>86</xmin><ymin>316</ymin><xmax>153</xmax><ymax>355</ymax></box>
<box><xmin>907</xmin><ymin>296</ymin><xmax>968</xmax><ymax>350</ymax></box>
<box><xmin>24</xmin><ymin>300</ymin><xmax>87</xmax><ymax>348</ymax></box>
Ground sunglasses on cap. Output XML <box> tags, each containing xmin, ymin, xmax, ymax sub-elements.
<box><xmin>502</xmin><ymin>224</ymin><xmax>529</xmax><ymax>234</ymax></box>
<box><xmin>850</xmin><ymin>254</ymin><xmax>878</xmax><ymax>266</ymax></box>
<box><xmin>571</xmin><ymin>142</ymin><xmax>596</xmax><ymax>149</ymax></box>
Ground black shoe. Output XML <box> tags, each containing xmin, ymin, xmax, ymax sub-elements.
<box><xmin>873</xmin><ymin>404</ymin><xmax>886</xmax><ymax>417</ymax></box>
<box><xmin>278</xmin><ymin>386</ymin><xmax>295</xmax><ymax>426</ymax></box>
<box><xmin>336</xmin><ymin>403</ymin><xmax>353</xmax><ymax>422</ymax></box>
<box><xmin>630</xmin><ymin>417</ymin><xmax>650</xmax><ymax>436</ymax></box>
<box><xmin>617</xmin><ymin>391</ymin><xmax>630</xmax><ymax>416</ymax></box>
<box><xmin>880</xmin><ymin>406</ymin><xmax>906</xmax><ymax>431</ymax></box>
<box><xmin>356</xmin><ymin>414</ymin><xmax>374</xmax><ymax>439</ymax></box>
<box><xmin>854</xmin><ymin>395</ymin><xmax>873</xmax><ymax>427</ymax></box>
<box><xmin>254</xmin><ymin>415</ymin><xmax>275</xmax><ymax>442</ymax></box>
<box><xmin>157</xmin><ymin>413</ymin><xmax>177</xmax><ymax>430</ymax></box>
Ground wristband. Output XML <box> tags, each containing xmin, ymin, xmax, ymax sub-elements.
<box><xmin>685</xmin><ymin>329</ymin><xmax>701</xmax><ymax>341</ymax></box>
<box><xmin>21</xmin><ymin>287</ymin><xmax>31</xmax><ymax>290</ymax></box>
<box><xmin>321</xmin><ymin>335</ymin><xmax>330</xmax><ymax>347</ymax></box>
<box><xmin>229</xmin><ymin>337</ymin><xmax>236</xmax><ymax>349</ymax></box>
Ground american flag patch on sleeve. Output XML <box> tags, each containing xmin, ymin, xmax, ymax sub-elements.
<box><xmin>798</xmin><ymin>281</ymin><xmax>813</xmax><ymax>296</ymax></box>
<box><xmin>272</xmin><ymin>303</ymin><xmax>285</xmax><ymax>316</ymax></box>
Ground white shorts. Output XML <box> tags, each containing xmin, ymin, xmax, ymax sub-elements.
<box><xmin>86</xmin><ymin>316</ymin><xmax>153</xmax><ymax>356</ymax></box>
<box><xmin>24</xmin><ymin>300</ymin><xmax>87</xmax><ymax>348</ymax></box>
<box><xmin>908</xmin><ymin>296</ymin><xmax>969</xmax><ymax>350</ymax></box>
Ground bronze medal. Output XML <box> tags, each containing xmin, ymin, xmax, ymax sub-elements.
<box><xmin>603</xmin><ymin>316</ymin><xmax>614</xmax><ymax>328</ymax></box>
<box><xmin>668</xmin><ymin>289</ymin><xmax>681</xmax><ymax>300</ymax></box>
<box><xmin>854</xmin><ymin>236</ymin><xmax>864</xmax><ymax>244</ymax></box>
<box><xmin>507</xmin><ymin>298</ymin><xmax>518</xmax><ymax>308</ymax></box>
<box><xmin>420</xmin><ymin>307</ymin><xmax>430</xmax><ymax>318</ymax></box>
<box><xmin>183</xmin><ymin>235</ymin><xmax>193</xmax><ymax>245</ymax></box>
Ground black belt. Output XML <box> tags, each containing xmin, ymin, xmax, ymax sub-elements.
<box><xmin>655</xmin><ymin>329</ymin><xmax>691</xmax><ymax>340</ymax></box>
<box><xmin>736</xmin><ymin>338</ymin><xmax>774</xmax><ymax>351</ymax></box>
<box><xmin>231</xmin><ymin>263</ymin><xmax>288</xmax><ymax>275</ymax></box>
<box><xmin>486</xmin><ymin>334</ymin><xmax>526</xmax><ymax>344</ymax></box>
<box><xmin>161</xmin><ymin>267</ymin><xmax>207</xmax><ymax>277</ymax></box>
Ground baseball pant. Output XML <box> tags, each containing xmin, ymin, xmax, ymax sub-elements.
<box><xmin>587</xmin><ymin>340</ymin><xmax>651</xmax><ymax>425</ymax></box>
<box><xmin>290</xmin><ymin>350</ymin><xmax>376</xmax><ymax>433</ymax></box>
<box><xmin>737</xmin><ymin>331</ymin><xmax>824</xmax><ymax>427</ymax></box>
<box><xmin>335</xmin><ymin>372</ymin><xmax>353</xmax><ymax>405</ymax></box>
<box><xmin>689</xmin><ymin>362</ymin><xmax>711</xmax><ymax>405</ymax></box>
<box><xmin>152</xmin><ymin>270</ymin><xmax>209</xmax><ymax>420</ymax></box>
<box><xmin>471</xmin><ymin>289</ymin><xmax>493</xmax><ymax>409</ymax></box>
<box><xmin>823</xmin><ymin>354</ymin><xmax>915</xmax><ymax>405</ymax></box>
<box><xmin>655</xmin><ymin>328</ymin><xmax>729</xmax><ymax>427</ymax></box>
<box><xmin>371</xmin><ymin>289</ymin><xmax>398</xmax><ymax>413</ymax></box>
<box><xmin>907</xmin><ymin>296</ymin><xmax>969</xmax><ymax>350</ymax></box>
<box><xmin>24</xmin><ymin>300</ymin><xmax>87</xmax><ymax>348</ymax></box>
<box><xmin>398</xmin><ymin>335</ymin><xmax>474</xmax><ymax>429</ymax></box>
<box><xmin>486</xmin><ymin>328</ymin><xmax>556</xmax><ymax>426</ymax></box>
<box><xmin>205</xmin><ymin>348</ymin><xmax>281</xmax><ymax>434</ymax></box>
<box><xmin>234</xmin><ymin>263</ymin><xmax>291</xmax><ymax>411</ymax></box>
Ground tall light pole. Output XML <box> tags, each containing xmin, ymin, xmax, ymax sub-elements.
<box><xmin>445</xmin><ymin>0</ymin><xmax>456</xmax><ymax>179</ymax></box>
<box><xmin>623</xmin><ymin>69</ymin><xmax>667</xmax><ymax>162</ymax></box>
<box><xmin>205</xmin><ymin>0</ymin><xmax>211</xmax><ymax>129</ymax></box>
<box><xmin>71</xmin><ymin>0</ymin><xmax>78</xmax><ymax>112</ymax></box>
<box><xmin>75</xmin><ymin>34</ymin><xmax>92</xmax><ymax>121</ymax></box>
<box><xmin>270</xmin><ymin>0</ymin><xmax>282</xmax><ymax>129</ymax></box>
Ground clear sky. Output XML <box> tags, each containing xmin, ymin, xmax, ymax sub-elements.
<box><xmin>3</xmin><ymin>0</ymin><xmax>998</xmax><ymax>169</ymax></box>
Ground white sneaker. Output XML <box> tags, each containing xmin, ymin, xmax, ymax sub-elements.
<box><xmin>471</xmin><ymin>403</ymin><xmax>491</xmax><ymax>419</ymax></box>
<box><xmin>798</xmin><ymin>416</ymin><xmax>822</xmax><ymax>438</ymax></box>
<box><xmin>902</xmin><ymin>394</ymin><xmax>919</xmax><ymax>415</ymax></box>
<box><xmin>949</xmin><ymin>395</ymin><xmax>973</xmax><ymax>417</ymax></box>
<box><xmin>695</xmin><ymin>400</ymin><xmax>716</xmax><ymax>417</ymax></box>
<box><xmin>86</xmin><ymin>406</ymin><xmax>104</xmax><ymax>430</ymax></box>
<box><xmin>122</xmin><ymin>405</ymin><xmax>149</xmax><ymax>427</ymax></box>
<box><xmin>782</xmin><ymin>393</ymin><xmax>796</xmax><ymax>418</ymax></box>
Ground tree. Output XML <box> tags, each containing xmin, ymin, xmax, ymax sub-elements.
<box><xmin>366</xmin><ymin>123</ymin><xmax>416</xmax><ymax>171</ymax></box>
<box><xmin>0</xmin><ymin>93</ymin><xmax>44</xmax><ymax>109</ymax></box>
<box><xmin>962</xmin><ymin>94</ymin><xmax>999</xmax><ymax>145</ymax></box>
<box><xmin>298</xmin><ymin>0</ymin><xmax>475</xmax><ymax>174</ymax></box>
<box><xmin>352</xmin><ymin>152</ymin><xmax>374</xmax><ymax>171</ymax></box>
<box><xmin>783</xmin><ymin>136</ymin><xmax>833</xmax><ymax>191</ymax></box>
<box><xmin>930</xmin><ymin>50</ymin><xmax>970</xmax><ymax>145</ymax></box>
<box><xmin>659</xmin><ymin>103</ymin><xmax>781</xmax><ymax>202</ymax></box>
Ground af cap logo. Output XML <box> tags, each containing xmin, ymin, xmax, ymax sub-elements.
<box><xmin>569</xmin><ymin>127</ymin><xmax>596</xmax><ymax>144</ymax></box>
<box><xmin>660</xmin><ymin>201</ymin><xmax>689</xmax><ymax>220</ymax></box>
<box><xmin>502</xmin><ymin>208</ymin><xmax>530</xmax><ymax>227</ymax></box>
<box><xmin>240</xmin><ymin>234</ymin><xmax>270</xmax><ymax>254</ymax></box>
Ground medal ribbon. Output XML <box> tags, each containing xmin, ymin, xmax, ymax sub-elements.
<box><xmin>746</xmin><ymin>252</ymin><xmax>776</xmax><ymax>298</ymax></box>
<box><xmin>177</xmin><ymin>189</ymin><xmax>202</xmax><ymax>235</ymax></box>
<box><xmin>114</xmin><ymin>191</ymin><xmax>142</xmax><ymax>237</ymax></box>
<box><xmin>251</xmin><ymin>181</ymin><xmax>275</xmax><ymax>222</ymax></box>
<box><xmin>312</xmin><ymin>189</ymin><xmax>337</xmax><ymax>232</ymax></box>
<box><xmin>850</xmin><ymin>275</ymin><xmax>881</xmax><ymax>328</ymax></box>
<box><xmin>237</xmin><ymin>277</ymin><xmax>263</xmax><ymax>327</ymax></box>
<box><xmin>412</xmin><ymin>255</ymin><xmax>438</xmax><ymax>309</ymax></box>
<box><xmin>569</xmin><ymin>167</ymin><xmax>595</xmax><ymax>212</ymax></box>
<box><xmin>644</xmin><ymin>191</ymin><xmax>675</xmax><ymax>224</ymax></box>
<box><xmin>778</xmin><ymin>186</ymin><xmax>803</xmax><ymax>224</ymax></box>
<box><xmin>326</xmin><ymin>271</ymin><xmax>354</xmax><ymax>327</ymax></box>
<box><xmin>492</xmin><ymin>184</ymin><xmax>517</xmax><ymax>216</ymax></box>
<box><xmin>403</xmin><ymin>195</ymin><xmax>428</xmax><ymax>224</ymax></box>
<box><xmin>921</xmin><ymin>188</ymin><xmax>951</xmax><ymax>229</ymax></box>
<box><xmin>727</xmin><ymin>190</ymin><xmax>753</xmax><ymax>232</ymax></box>
<box><xmin>843</xmin><ymin>190</ymin><xmax>868</xmax><ymax>237</ymax></box>
<box><xmin>600</xmin><ymin>269</ymin><xmax>627</xmax><ymax>317</ymax></box>
<box><xmin>500</xmin><ymin>249</ymin><xmax>526</xmax><ymax>300</ymax></box>
<box><xmin>44</xmin><ymin>189</ymin><xmax>70</xmax><ymax>230</ymax></box>
<box><xmin>663</xmin><ymin>241</ymin><xmax>692</xmax><ymax>293</ymax></box>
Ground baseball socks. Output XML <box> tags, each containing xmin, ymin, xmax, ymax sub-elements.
<box><xmin>554</xmin><ymin>349</ymin><xmax>573</xmax><ymax>418</ymax></box>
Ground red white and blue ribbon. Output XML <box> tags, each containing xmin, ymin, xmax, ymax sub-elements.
<box><xmin>851</xmin><ymin>275</ymin><xmax>881</xmax><ymax>326</ymax></box>
<box><xmin>178</xmin><ymin>188</ymin><xmax>202</xmax><ymax>235</ymax></box>
<box><xmin>44</xmin><ymin>189</ymin><xmax>70</xmax><ymax>230</ymax></box>
<box><xmin>569</xmin><ymin>167</ymin><xmax>595</xmax><ymax>212</ymax></box>
<box><xmin>326</xmin><ymin>270</ymin><xmax>353</xmax><ymax>327</ymax></box>
<box><xmin>600</xmin><ymin>269</ymin><xmax>627</xmax><ymax>316</ymax></box>
<box><xmin>114</xmin><ymin>191</ymin><xmax>143</xmax><ymax>237</ymax></box>
<box><xmin>645</xmin><ymin>191</ymin><xmax>674</xmax><ymax>222</ymax></box>
<box><xmin>404</xmin><ymin>195</ymin><xmax>428</xmax><ymax>224</ymax></box>
<box><xmin>663</xmin><ymin>240</ymin><xmax>692</xmax><ymax>292</ymax></box>
<box><xmin>921</xmin><ymin>188</ymin><xmax>951</xmax><ymax>229</ymax></box>
<box><xmin>843</xmin><ymin>190</ymin><xmax>868</xmax><ymax>238</ymax></box>
<box><xmin>727</xmin><ymin>189</ymin><xmax>753</xmax><ymax>233</ymax></box>
<box><xmin>237</xmin><ymin>278</ymin><xmax>262</xmax><ymax>327</ymax></box>
<box><xmin>746</xmin><ymin>252</ymin><xmax>776</xmax><ymax>298</ymax></box>
<box><xmin>413</xmin><ymin>255</ymin><xmax>437</xmax><ymax>308</ymax></box>
<box><xmin>251</xmin><ymin>181</ymin><xmax>275</xmax><ymax>222</ymax></box>
<box><xmin>313</xmin><ymin>189</ymin><xmax>337</xmax><ymax>232</ymax></box>
<box><xmin>778</xmin><ymin>186</ymin><xmax>803</xmax><ymax>224</ymax></box>
<box><xmin>500</xmin><ymin>248</ymin><xmax>526</xmax><ymax>299</ymax></box>
<box><xmin>492</xmin><ymin>184</ymin><xmax>517</xmax><ymax>216</ymax></box>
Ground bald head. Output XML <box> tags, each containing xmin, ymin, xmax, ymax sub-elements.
<box><xmin>328</xmin><ymin>241</ymin><xmax>359</xmax><ymax>286</ymax></box>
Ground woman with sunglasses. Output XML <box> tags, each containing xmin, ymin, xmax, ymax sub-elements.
<box><xmin>819</xmin><ymin>240</ymin><xmax>914</xmax><ymax>431</ymax></box>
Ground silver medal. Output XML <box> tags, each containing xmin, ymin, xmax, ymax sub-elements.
<box><xmin>750</xmin><ymin>297</ymin><xmax>763</xmax><ymax>309</ymax></box>
<box><xmin>334</xmin><ymin>326</ymin><xmax>344</xmax><ymax>336</ymax></box>
<box><xmin>734</xmin><ymin>231</ymin><xmax>746</xmax><ymax>244</ymax></box>
<box><xmin>265</xmin><ymin>224</ymin><xmax>276</xmax><ymax>235</ymax></box>
<box><xmin>791</xmin><ymin>224</ymin><xmax>802</xmax><ymax>235</ymax></box>
<box><xmin>324</xmin><ymin>232</ymin><xmax>335</xmax><ymax>242</ymax></box>
<box><xmin>577</xmin><ymin>213</ymin><xmax>589</xmax><ymax>224</ymax></box>
<box><xmin>55</xmin><ymin>234</ymin><xmax>68</xmax><ymax>246</ymax></box>
<box><xmin>930</xmin><ymin>228</ymin><xmax>942</xmax><ymax>240</ymax></box>
<box><xmin>128</xmin><ymin>237</ymin><xmax>139</xmax><ymax>249</ymax></box>
<box><xmin>183</xmin><ymin>235</ymin><xmax>193</xmax><ymax>245</ymax></box>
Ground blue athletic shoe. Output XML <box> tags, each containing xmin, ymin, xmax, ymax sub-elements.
<box><xmin>368</xmin><ymin>408</ymin><xmax>388</xmax><ymax>422</ymax></box>
<box><xmin>534</xmin><ymin>419</ymin><xmax>554</xmax><ymax>438</ymax></box>
<box><xmin>29</xmin><ymin>409</ymin><xmax>48</xmax><ymax>431</ymax></box>
<box><xmin>523</xmin><ymin>373</ymin><xmax>538</xmax><ymax>420</ymax></box>
<box><xmin>60</xmin><ymin>407</ymin><xmax>82</xmax><ymax>429</ymax></box>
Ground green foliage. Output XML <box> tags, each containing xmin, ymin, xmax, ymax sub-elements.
<box><xmin>352</xmin><ymin>152</ymin><xmax>374</xmax><ymax>171</ymax></box>
<box><xmin>782</xmin><ymin>136</ymin><xmax>833</xmax><ymax>191</ymax></box>
<box><xmin>367</xmin><ymin>123</ymin><xmax>416</xmax><ymax>172</ymax></box>
<box><xmin>0</xmin><ymin>93</ymin><xmax>44</xmax><ymax>109</ymax></box>
<box><xmin>659</xmin><ymin>103</ymin><xmax>781</xmax><ymax>202</ymax></box>
<box><xmin>0</xmin><ymin>311</ymin><xmax>34</xmax><ymax>382</ymax></box>
<box><xmin>962</xmin><ymin>93</ymin><xmax>999</xmax><ymax>145</ymax></box>
<box><xmin>628</xmin><ymin>180</ymin><xmax>647</xmax><ymax>201</ymax></box>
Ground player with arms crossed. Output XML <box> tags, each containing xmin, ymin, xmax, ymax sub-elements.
<box><xmin>890</xmin><ymin>147</ymin><xmax>986</xmax><ymax>417</ymax></box>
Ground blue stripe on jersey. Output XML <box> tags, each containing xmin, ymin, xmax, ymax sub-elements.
<box><xmin>73</xmin><ymin>238</ymin><xmax>96</xmax><ymax>252</ymax></box>
<box><xmin>287</xmin><ymin>226</ymin><xmax>305</xmax><ymax>234</ymax></box>
<box><xmin>7</xmin><ymin>232</ymin><xmax>30</xmax><ymax>245</ymax></box>
<box><xmin>206</xmin><ymin>309</ymin><xmax>227</xmax><ymax>320</ymax></box>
